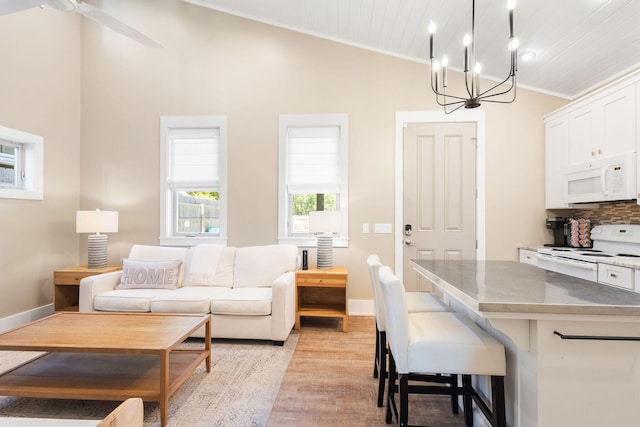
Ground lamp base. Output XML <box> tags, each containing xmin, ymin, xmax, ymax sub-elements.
<box><xmin>316</xmin><ymin>235</ymin><xmax>333</xmax><ymax>270</ymax></box>
<box><xmin>87</xmin><ymin>234</ymin><xmax>108</xmax><ymax>269</ymax></box>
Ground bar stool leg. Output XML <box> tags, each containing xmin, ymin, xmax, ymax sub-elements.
<box><xmin>491</xmin><ymin>376</ymin><xmax>506</xmax><ymax>427</ymax></box>
<box><xmin>386</xmin><ymin>351</ymin><xmax>396</xmax><ymax>424</ymax></box>
<box><xmin>399</xmin><ymin>373</ymin><xmax>409</xmax><ymax>427</ymax></box>
<box><xmin>374</xmin><ymin>325</ymin><xmax>380</xmax><ymax>378</ymax></box>
<box><xmin>462</xmin><ymin>374</ymin><xmax>474</xmax><ymax>427</ymax></box>
<box><xmin>449</xmin><ymin>374</ymin><xmax>459</xmax><ymax>414</ymax></box>
<box><xmin>377</xmin><ymin>330</ymin><xmax>387</xmax><ymax>407</ymax></box>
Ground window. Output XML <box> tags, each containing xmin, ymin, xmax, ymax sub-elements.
<box><xmin>0</xmin><ymin>125</ymin><xmax>43</xmax><ymax>200</ymax></box>
<box><xmin>0</xmin><ymin>143</ymin><xmax>20</xmax><ymax>188</ymax></box>
<box><xmin>160</xmin><ymin>116</ymin><xmax>227</xmax><ymax>246</ymax></box>
<box><xmin>278</xmin><ymin>114</ymin><xmax>349</xmax><ymax>247</ymax></box>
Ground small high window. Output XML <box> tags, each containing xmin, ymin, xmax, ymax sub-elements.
<box><xmin>0</xmin><ymin>125</ymin><xmax>43</xmax><ymax>200</ymax></box>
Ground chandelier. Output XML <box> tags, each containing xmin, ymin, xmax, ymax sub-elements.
<box><xmin>429</xmin><ymin>0</ymin><xmax>518</xmax><ymax>114</ymax></box>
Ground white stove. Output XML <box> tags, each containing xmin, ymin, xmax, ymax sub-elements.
<box><xmin>537</xmin><ymin>224</ymin><xmax>640</xmax><ymax>286</ymax></box>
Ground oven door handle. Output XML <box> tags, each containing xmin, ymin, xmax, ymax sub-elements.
<box><xmin>537</xmin><ymin>254</ymin><xmax>598</xmax><ymax>270</ymax></box>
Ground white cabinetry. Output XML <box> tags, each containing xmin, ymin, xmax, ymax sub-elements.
<box><xmin>568</xmin><ymin>85</ymin><xmax>636</xmax><ymax>165</ymax></box>
<box><xmin>545</xmin><ymin>70</ymin><xmax>640</xmax><ymax>208</ymax></box>
<box><xmin>567</xmin><ymin>103</ymin><xmax>597</xmax><ymax>165</ymax></box>
<box><xmin>519</xmin><ymin>248</ymin><xmax>539</xmax><ymax>266</ymax></box>
<box><xmin>598</xmin><ymin>263</ymin><xmax>634</xmax><ymax>291</ymax></box>
<box><xmin>545</xmin><ymin>115</ymin><xmax>569</xmax><ymax>209</ymax></box>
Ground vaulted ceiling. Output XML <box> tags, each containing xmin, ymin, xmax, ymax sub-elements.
<box><xmin>183</xmin><ymin>0</ymin><xmax>640</xmax><ymax>100</ymax></box>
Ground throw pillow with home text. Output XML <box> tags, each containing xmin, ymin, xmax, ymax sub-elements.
<box><xmin>118</xmin><ymin>259</ymin><xmax>182</xmax><ymax>290</ymax></box>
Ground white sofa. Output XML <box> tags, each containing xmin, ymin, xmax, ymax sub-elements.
<box><xmin>79</xmin><ymin>244</ymin><xmax>299</xmax><ymax>345</ymax></box>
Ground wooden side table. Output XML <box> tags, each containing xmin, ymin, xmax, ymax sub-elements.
<box><xmin>54</xmin><ymin>265</ymin><xmax>121</xmax><ymax>312</ymax></box>
<box><xmin>295</xmin><ymin>266</ymin><xmax>349</xmax><ymax>332</ymax></box>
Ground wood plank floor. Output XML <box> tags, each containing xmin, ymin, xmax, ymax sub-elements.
<box><xmin>268</xmin><ymin>316</ymin><xmax>466</xmax><ymax>426</ymax></box>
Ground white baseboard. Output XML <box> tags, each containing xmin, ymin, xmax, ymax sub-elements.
<box><xmin>348</xmin><ymin>299</ymin><xmax>374</xmax><ymax>316</ymax></box>
<box><xmin>0</xmin><ymin>301</ymin><xmax>373</xmax><ymax>333</ymax></box>
<box><xmin>0</xmin><ymin>304</ymin><xmax>54</xmax><ymax>333</ymax></box>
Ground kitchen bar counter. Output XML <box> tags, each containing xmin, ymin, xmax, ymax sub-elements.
<box><xmin>412</xmin><ymin>260</ymin><xmax>640</xmax><ymax>316</ymax></box>
<box><xmin>411</xmin><ymin>260</ymin><xmax>640</xmax><ymax>427</ymax></box>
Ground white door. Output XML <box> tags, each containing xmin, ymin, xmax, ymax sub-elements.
<box><xmin>402</xmin><ymin>122</ymin><xmax>477</xmax><ymax>292</ymax></box>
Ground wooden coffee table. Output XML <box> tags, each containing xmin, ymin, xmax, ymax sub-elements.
<box><xmin>0</xmin><ymin>312</ymin><xmax>211</xmax><ymax>427</ymax></box>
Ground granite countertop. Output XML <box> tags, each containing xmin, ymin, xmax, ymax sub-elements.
<box><xmin>412</xmin><ymin>260</ymin><xmax>640</xmax><ymax>316</ymax></box>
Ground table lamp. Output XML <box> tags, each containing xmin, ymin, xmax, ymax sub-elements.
<box><xmin>309</xmin><ymin>211</ymin><xmax>341</xmax><ymax>269</ymax></box>
<box><xmin>76</xmin><ymin>209</ymin><xmax>118</xmax><ymax>269</ymax></box>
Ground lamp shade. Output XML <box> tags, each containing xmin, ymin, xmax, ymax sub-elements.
<box><xmin>76</xmin><ymin>210</ymin><xmax>118</xmax><ymax>234</ymax></box>
<box><xmin>309</xmin><ymin>211</ymin><xmax>341</xmax><ymax>234</ymax></box>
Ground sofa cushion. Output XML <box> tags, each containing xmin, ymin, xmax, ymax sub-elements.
<box><xmin>118</xmin><ymin>259</ymin><xmax>182</xmax><ymax>290</ymax></box>
<box><xmin>183</xmin><ymin>245</ymin><xmax>236</xmax><ymax>287</ymax></box>
<box><xmin>94</xmin><ymin>289</ymin><xmax>171</xmax><ymax>312</ymax></box>
<box><xmin>150</xmin><ymin>286</ymin><xmax>231</xmax><ymax>314</ymax></box>
<box><xmin>128</xmin><ymin>245</ymin><xmax>189</xmax><ymax>286</ymax></box>
<box><xmin>210</xmin><ymin>287</ymin><xmax>272</xmax><ymax>316</ymax></box>
<box><xmin>233</xmin><ymin>244</ymin><xmax>298</xmax><ymax>288</ymax></box>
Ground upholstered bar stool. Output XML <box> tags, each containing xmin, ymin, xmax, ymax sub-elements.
<box><xmin>379</xmin><ymin>266</ymin><xmax>506</xmax><ymax>427</ymax></box>
<box><xmin>366</xmin><ymin>255</ymin><xmax>450</xmax><ymax>407</ymax></box>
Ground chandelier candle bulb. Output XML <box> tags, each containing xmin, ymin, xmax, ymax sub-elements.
<box><xmin>428</xmin><ymin>21</ymin><xmax>435</xmax><ymax>59</ymax></box>
<box><xmin>432</xmin><ymin>60</ymin><xmax>440</xmax><ymax>91</ymax></box>
<box><xmin>474</xmin><ymin>63</ymin><xmax>481</xmax><ymax>96</ymax></box>
<box><xmin>510</xmin><ymin>37</ymin><xmax>519</xmax><ymax>73</ymax></box>
<box><xmin>442</xmin><ymin>56</ymin><xmax>448</xmax><ymax>87</ymax></box>
<box><xmin>463</xmin><ymin>34</ymin><xmax>471</xmax><ymax>72</ymax></box>
<box><xmin>508</xmin><ymin>0</ymin><xmax>516</xmax><ymax>38</ymax></box>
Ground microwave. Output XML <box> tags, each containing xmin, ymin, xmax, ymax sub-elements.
<box><xmin>564</xmin><ymin>153</ymin><xmax>636</xmax><ymax>203</ymax></box>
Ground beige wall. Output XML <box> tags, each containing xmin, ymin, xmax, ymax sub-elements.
<box><xmin>79</xmin><ymin>0</ymin><xmax>568</xmax><ymax>302</ymax></box>
<box><xmin>0</xmin><ymin>9</ymin><xmax>81</xmax><ymax>318</ymax></box>
<box><xmin>1</xmin><ymin>0</ymin><xmax>569</xmax><ymax>321</ymax></box>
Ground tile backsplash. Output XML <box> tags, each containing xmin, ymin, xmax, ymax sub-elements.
<box><xmin>571</xmin><ymin>201</ymin><xmax>640</xmax><ymax>224</ymax></box>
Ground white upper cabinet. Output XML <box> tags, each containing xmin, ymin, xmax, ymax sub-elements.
<box><xmin>568</xmin><ymin>102</ymin><xmax>599</xmax><ymax>165</ymax></box>
<box><xmin>545</xmin><ymin>114</ymin><xmax>570</xmax><ymax>209</ymax></box>
<box><xmin>545</xmin><ymin>69</ymin><xmax>640</xmax><ymax>208</ymax></box>
<box><xmin>602</xmin><ymin>86</ymin><xmax>636</xmax><ymax>156</ymax></box>
<box><xmin>568</xmin><ymin>84</ymin><xmax>636</xmax><ymax>165</ymax></box>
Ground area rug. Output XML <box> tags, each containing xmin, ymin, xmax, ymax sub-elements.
<box><xmin>0</xmin><ymin>335</ymin><xmax>298</xmax><ymax>427</ymax></box>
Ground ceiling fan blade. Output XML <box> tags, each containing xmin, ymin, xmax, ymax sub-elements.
<box><xmin>0</xmin><ymin>0</ymin><xmax>54</xmax><ymax>15</ymax></box>
<box><xmin>76</xmin><ymin>2</ymin><xmax>161</xmax><ymax>48</ymax></box>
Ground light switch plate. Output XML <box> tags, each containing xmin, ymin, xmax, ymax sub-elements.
<box><xmin>374</xmin><ymin>223</ymin><xmax>392</xmax><ymax>234</ymax></box>
<box><xmin>362</xmin><ymin>223</ymin><xmax>370</xmax><ymax>233</ymax></box>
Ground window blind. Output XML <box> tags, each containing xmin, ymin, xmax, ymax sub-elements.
<box><xmin>167</xmin><ymin>128</ymin><xmax>220</xmax><ymax>188</ymax></box>
<box><xmin>287</xmin><ymin>127</ymin><xmax>340</xmax><ymax>194</ymax></box>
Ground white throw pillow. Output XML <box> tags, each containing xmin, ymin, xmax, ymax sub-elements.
<box><xmin>233</xmin><ymin>244</ymin><xmax>298</xmax><ymax>288</ymax></box>
<box><xmin>118</xmin><ymin>259</ymin><xmax>182</xmax><ymax>290</ymax></box>
<box><xmin>183</xmin><ymin>245</ymin><xmax>236</xmax><ymax>287</ymax></box>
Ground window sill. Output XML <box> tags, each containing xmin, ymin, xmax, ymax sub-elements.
<box><xmin>160</xmin><ymin>236</ymin><xmax>228</xmax><ymax>247</ymax></box>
